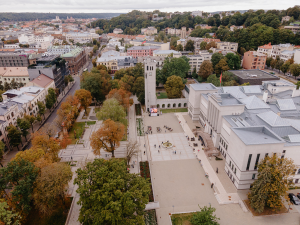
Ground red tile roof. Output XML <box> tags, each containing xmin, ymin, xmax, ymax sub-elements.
<box><xmin>31</xmin><ymin>74</ymin><xmax>54</xmax><ymax>88</ymax></box>
<box><xmin>259</xmin><ymin>42</ymin><xmax>272</xmax><ymax>49</ymax></box>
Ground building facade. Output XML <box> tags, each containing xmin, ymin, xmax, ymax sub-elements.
<box><xmin>61</xmin><ymin>47</ymin><xmax>87</xmax><ymax>75</ymax></box>
<box><xmin>0</xmin><ymin>67</ymin><xmax>30</xmax><ymax>86</ymax></box>
<box><xmin>127</xmin><ymin>46</ymin><xmax>160</xmax><ymax>58</ymax></box>
<box><xmin>0</xmin><ymin>52</ymin><xmax>29</xmax><ymax>67</ymax></box>
<box><xmin>186</xmin><ymin>53</ymin><xmax>213</xmax><ymax>74</ymax></box>
<box><xmin>242</xmin><ymin>51</ymin><xmax>267</xmax><ymax>70</ymax></box>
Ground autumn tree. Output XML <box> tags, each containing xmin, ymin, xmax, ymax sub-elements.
<box><xmin>24</xmin><ymin>114</ymin><xmax>36</xmax><ymax>133</ymax></box>
<box><xmin>0</xmin><ymin>200</ymin><xmax>21</xmax><ymax>225</ymax></box>
<box><xmin>37</xmin><ymin>101</ymin><xmax>46</xmax><ymax>120</ymax></box>
<box><xmin>198</xmin><ymin>60</ymin><xmax>214</xmax><ymax>79</ymax></box>
<box><xmin>200</xmin><ymin>41</ymin><xmax>207</xmax><ymax>50</ymax></box>
<box><xmin>125</xmin><ymin>141</ymin><xmax>140</xmax><ymax>165</ymax></box>
<box><xmin>0</xmin><ymin>141</ymin><xmax>5</xmax><ymax>167</ymax></box>
<box><xmin>215</xmin><ymin>58</ymin><xmax>230</xmax><ymax>75</ymax></box>
<box><xmin>33</xmin><ymin>163</ymin><xmax>72</xmax><ymax>216</ymax></box>
<box><xmin>56</xmin><ymin>95</ymin><xmax>79</xmax><ymax>130</ymax></box>
<box><xmin>107</xmin><ymin>88</ymin><xmax>133</xmax><ymax>110</ymax></box>
<box><xmin>75</xmin><ymin>89</ymin><xmax>92</xmax><ymax>115</ymax></box>
<box><xmin>290</xmin><ymin>63</ymin><xmax>300</xmax><ymax>79</ymax></box>
<box><xmin>74</xmin><ymin>158</ymin><xmax>150</xmax><ymax>224</ymax></box>
<box><xmin>176</xmin><ymin>44</ymin><xmax>183</xmax><ymax>51</ymax></box>
<box><xmin>0</xmin><ymin>158</ymin><xmax>39</xmax><ymax>218</ymax></box>
<box><xmin>60</xmin><ymin>133</ymin><xmax>72</xmax><ymax>149</ymax></box>
<box><xmin>41</xmin><ymin>122</ymin><xmax>56</xmax><ymax>137</ymax></box>
<box><xmin>16</xmin><ymin>118</ymin><xmax>30</xmax><ymax>142</ymax></box>
<box><xmin>7</xmin><ymin>125</ymin><xmax>22</xmax><ymax>151</ymax></box>
<box><xmin>248</xmin><ymin>154</ymin><xmax>296</xmax><ymax>213</ymax></box>
<box><xmin>205</xmin><ymin>41</ymin><xmax>217</xmax><ymax>50</ymax></box>
<box><xmin>119</xmin><ymin>74</ymin><xmax>135</xmax><ymax>92</ymax></box>
<box><xmin>90</xmin><ymin>119</ymin><xmax>125</xmax><ymax>157</ymax></box>
<box><xmin>96</xmin><ymin>98</ymin><xmax>127</xmax><ymax>126</ymax></box>
<box><xmin>164</xmin><ymin>75</ymin><xmax>185</xmax><ymax>99</ymax></box>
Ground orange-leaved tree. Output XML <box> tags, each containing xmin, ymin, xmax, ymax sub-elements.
<box><xmin>56</xmin><ymin>95</ymin><xmax>79</xmax><ymax>130</ymax></box>
<box><xmin>107</xmin><ymin>88</ymin><xmax>133</xmax><ymax>110</ymax></box>
<box><xmin>90</xmin><ymin>119</ymin><xmax>125</xmax><ymax>157</ymax></box>
<box><xmin>60</xmin><ymin>133</ymin><xmax>72</xmax><ymax>149</ymax></box>
<box><xmin>75</xmin><ymin>89</ymin><xmax>92</xmax><ymax>115</ymax></box>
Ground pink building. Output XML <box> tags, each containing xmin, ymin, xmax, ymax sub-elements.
<box><xmin>127</xmin><ymin>46</ymin><xmax>160</xmax><ymax>58</ymax></box>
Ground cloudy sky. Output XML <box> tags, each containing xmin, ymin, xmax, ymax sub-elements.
<box><xmin>0</xmin><ymin>0</ymin><xmax>298</xmax><ymax>13</ymax></box>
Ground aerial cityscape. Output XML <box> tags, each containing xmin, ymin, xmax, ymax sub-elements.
<box><xmin>1</xmin><ymin>3</ymin><xmax>300</xmax><ymax>225</ymax></box>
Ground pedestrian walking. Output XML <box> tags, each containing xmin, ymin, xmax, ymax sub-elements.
<box><xmin>144</xmin><ymin>144</ymin><xmax>145</xmax><ymax>147</ymax></box>
<box><xmin>216</xmin><ymin>167</ymin><xmax>218</xmax><ymax>174</ymax></box>
<box><xmin>158</xmin><ymin>150</ymin><xmax>160</xmax><ymax>153</ymax></box>
<box><xmin>165</xmin><ymin>130</ymin><xmax>166</xmax><ymax>133</ymax></box>
<box><xmin>154</xmin><ymin>144</ymin><xmax>156</xmax><ymax>148</ymax></box>
<box><xmin>159</xmin><ymin>145</ymin><xmax>160</xmax><ymax>148</ymax></box>
<box><xmin>144</xmin><ymin>151</ymin><xmax>145</xmax><ymax>155</ymax></box>
<box><xmin>175</xmin><ymin>151</ymin><xmax>176</xmax><ymax>154</ymax></box>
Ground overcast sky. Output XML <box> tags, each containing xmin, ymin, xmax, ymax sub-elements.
<box><xmin>0</xmin><ymin>0</ymin><xmax>299</xmax><ymax>13</ymax></box>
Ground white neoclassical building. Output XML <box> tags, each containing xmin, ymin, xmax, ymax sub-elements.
<box><xmin>188</xmin><ymin>80</ymin><xmax>300</xmax><ymax>189</ymax></box>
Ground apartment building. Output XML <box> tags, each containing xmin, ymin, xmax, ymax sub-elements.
<box><xmin>188</xmin><ymin>80</ymin><xmax>300</xmax><ymax>189</ymax></box>
<box><xmin>113</xmin><ymin>28</ymin><xmax>123</xmax><ymax>34</ymax></box>
<box><xmin>280</xmin><ymin>50</ymin><xmax>296</xmax><ymax>61</ymax></box>
<box><xmin>186</xmin><ymin>53</ymin><xmax>213</xmax><ymax>74</ymax></box>
<box><xmin>270</xmin><ymin>43</ymin><xmax>294</xmax><ymax>59</ymax></box>
<box><xmin>127</xmin><ymin>46</ymin><xmax>160</xmax><ymax>58</ymax></box>
<box><xmin>153</xmin><ymin>50</ymin><xmax>181</xmax><ymax>58</ymax></box>
<box><xmin>141</xmin><ymin>27</ymin><xmax>158</xmax><ymax>35</ymax></box>
<box><xmin>0</xmin><ymin>52</ymin><xmax>29</xmax><ymax>67</ymax></box>
<box><xmin>18</xmin><ymin>33</ymin><xmax>54</xmax><ymax>44</ymax></box>
<box><xmin>216</xmin><ymin>42</ymin><xmax>238</xmax><ymax>52</ymax></box>
<box><xmin>117</xmin><ymin>57</ymin><xmax>137</xmax><ymax>70</ymax></box>
<box><xmin>61</xmin><ymin>47</ymin><xmax>87</xmax><ymax>75</ymax></box>
<box><xmin>65</xmin><ymin>32</ymin><xmax>100</xmax><ymax>43</ymax></box>
<box><xmin>47</xmin><ymin>45</ymin><xmax>79</xmax><ymax>55</ymax></box>
<box><xmin>191</xmin><ymin>11</ymin><xmax>203</xmax><ymax>17</ymax></box>
<box><xmin>4</xmin><ymin>44</ymin><xmax>20</xmax><ymax>49</ymax></box>
<box><xmin>281</xmin><ymin>16</ymin><xmax>291</xmax><ymax>23</ymax></box>
<box><xmin>242</xmin><ymin>51</ymin><xmax>267</xmax><ymax>70</ymax></box>
<box><xmin>129</xmin><ymin>40</ymin><xmax>170</xmax><ymax>50</ymax></box>
<box><xmin>284</xmin><ymin>25</ymin><xmax>300</xmax><ymax>34</ymax></box>
<box><xmin>295</xmin><ymin>49</ymin><xmax>300</xmax><ymax>64</ymax></box>
<box><xmin>257</xmin><ymin>42</ymin><xmax>272</xmax><ymax>56</ymax></box>
<box><xmin>0</xmin><ymin>67</ymin><xmax>30</xmax><ymax>86</ymax></box>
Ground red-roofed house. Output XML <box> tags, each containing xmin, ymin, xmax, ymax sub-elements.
<box><xmin>26</xmin><ymin>74</ymin><xmax>55</xmax><ymax>92</ymax></box>
<box><xmin>257</xmin><ymin>42</ymin><xmax>272</xmax><ymax>56</ymax></box>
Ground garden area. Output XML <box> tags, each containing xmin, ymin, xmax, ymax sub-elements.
<box><xmin>69</xmin><ymin>121</ymin><xmax>96</xmax><ymax>144</ymax></box>
<box><xmin>140</xmin><ymin>161</ymin><xmax>154</xmax><ymax>202</ymax></box>
<box><xmin>136</xmin><ymin>118</ymin><xmax>144</xmax><ymax>136</ymax></box>
<box><xmin>135</xmin><ymin>104</ymin><xmax>142</xmax><ymax>116</ymax></box>
<box><xmin>144</xmin><ymin>209</ymin><xmax>157</xmax><ymax>225</ymax></box>
<box><xmin>24</xmin><ymin>197</ymin><xmax>73</xmax><ymax>225</ymax></box>
<box><xmin>161</xmin><ymin>108</ymin><xmax>188</xmax><ymax>113</ymax></box>
<box><xmin>156</xmin><ymin>92</ymin><xmax>168</xmax><ymax>99</ymax></box>
<box><xmin>171</xmin><ymin>213</ymin><xmax>193</xmax><ymax>225</ymax></box>
<box><xmin>244</xmin><ymin>199</ymin><xmax>287</xmax><ymax>216</ymax></box>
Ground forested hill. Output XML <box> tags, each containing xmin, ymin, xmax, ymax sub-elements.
<box><xmin>0</xmin><ymin>13</ymin><xmax>123</xmax><ymax>21</ymax></box>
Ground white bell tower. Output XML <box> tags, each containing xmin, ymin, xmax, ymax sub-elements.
<box><xmin>144</xmin><ymin>57</ymin><xmax>157</xmax><ymax>112</ymax></box>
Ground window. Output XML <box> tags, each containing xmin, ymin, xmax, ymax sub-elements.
<box><xmin>265</xmin><ymin>153</ymin><xmax>268</xmax><ymax>158</ymax></box>
<box><xmin>254</xmin><ymin>154</ymin><xmax>260</xmax><ymax>170</ymax></box>
<box><xmin>252</xmin><ymin>174</ymin><xmax>255</xmax><ymax>179</ymax></box>
<box><xmin>246</xmin><ymin>154</ymin><xmax>252</xmax><ymax>171</ymax></box>
<box><xmin>229</xmin><ymin>161</ymin><xmax>231</xmax><ymax>167</ymax></box>
<box><xmin>283</xmin><ymin>150</ymin><xmax>286</xmax><ymax>153</ymax></box>
<box><xmin>281</xmin><ymin>155</ymin><xmax>284</xmax><ymax>159</ymax></box>
<box><xmin>234</xmin><ymin>168</ymin><xmax>236</xmax><ymax>174</ymax></box>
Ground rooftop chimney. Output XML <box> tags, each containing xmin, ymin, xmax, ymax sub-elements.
<box><xmin>262</xmin><ymin>91</ymin><xmax>268</xmax><ymax>103</ymax></box>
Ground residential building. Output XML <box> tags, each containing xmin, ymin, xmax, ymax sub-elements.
<box><xmin>165</xmin><ymin>27</ymin><xmax>182</xmax><ymax>36</ymax></box>
<box><xmin>153</xmin><ymin>50</ymin><xmax>181</xmax><ymax>58</ymax></box>
<box><xmin>284</xmin><ymin>25</ymin><xmax>300</xmax><ymax>34</ymax></box>
<box><xmin>195</xmin><ymin>24</ymin><xmax>212</xmax><ymax>29</ymax></box>
<box><xmin>186</xmin><ymin>53</ymin><xmax>213</xmax><ymax>74</ymax></box>
<box><xmin>141</xmin><ymin>27</ymin><xmax>158</xmax><ymax>35</ymax></box>
<box><xmin>0</xmin><ymin>67</ymin><xmax>30</xmax><ymax>86</ymax></box>
<box><xmin>18</xmin><ymin>33</ymin><xmax>54</xmax><ymax>45</ymax></box>
<box><xmin>117</xmin><ymin>57</ymin><xmax>137</xmax><ymax>70</ymax></box>
<box><xmin>61</xmin><ymin>47</ymin><xmax>87</xmax><ymax>75</ymax></box>
<box><xmin>270</xmin><ymin>43</ymin><xmax>294</xmax><ymax>59</ymax></box>
<box><xmin>216</xmin><ymin>42</ymin><xmax>238</xmax><ymax>52</ymax></box>
<box><xmin>229</xmin><ymin>25</ymin><xmax>243</xmax><ymax>31</ymax></box>
<box><xmin>113</xmin><ymin>28</ymin><xmax>123</xmax><ymax>34</ymax></box>
<box><xmin>229</xmin><ymin>69</ymin><xmax>279</xmax><ymax>85</ymax></box>
<box><xmin>257</xmin><ymin>42</ymin><xmax>272</xmax><ymax>56</ymax></box>
<box><xmin>47</xmin><ymin>45</ymin><xmax>79</xmax><ymax>55</ymax></box>
<box><xmin>4</xmin><ymin>44</ymin><xmax>20</xmax><ymax>49</ymax></box>
<box><xmin>28</xmin><ymin>54</ymin><xmax>69</xmax><ymax>93</ymax></box>
<box><xmin>181</xmin><ymin>27</ymin><xmax>187</xmax><ymax>39</ymax></box>
<box><xmin>26</xmin><ymin>73</ymin><xmax>55</xmax><ymax>92</ymax></box>
<box><xmin>191</xmin><ymin>11</ymin><xmax>203</xmax><ymax>17</ymax></box>
<box><xmin>282</xmin><ymin>16</ymin><xmax>291</xmax><ymax>23</ymax></box>
<box><xmin>65</xmin><ymin>32</ymin><xmax>100</xmax><ymax>43</ymax></box>
<box><xmin>295</xmin><ymin>49</ymin><xmax>300</xmax><ymax>64</ymax></box>
<box><xmin>129</xmin><ymin>40</ymin><xmax>170</xmax><ymax>50</ymax></box>
<box><xmin>242</xmin><ymin>51</ymin><xmax>267</xmax><ymax>70</ymax></box>
<box><xmin>280</xmin><ymin>50</ymin><xmax>296</xmax><ymax>62</ymax></box>
<box><xmin>187</xmin><ymin>80</ymin><xmax>300</xmax><ymax>189</ymax></box>
<box><xmin>152</xmin><ymin>14</ymin><xmax>164</xmax><ymax>22</ymax></box>
<box><xmin>127</xmin><ymin>46</ymin><xmax>160</xmax><ymax>58</ymax></box>
<box><xmin>0</xmin><ymin>52</ymin><xmax>30</xmax><ymax>67</ymax></box>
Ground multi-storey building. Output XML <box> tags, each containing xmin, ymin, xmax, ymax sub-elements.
<box><xmin>129</xmin><ymin>40</ymin><xmax>170</xmax><ymax>50</ymax></box>
<box><xmin>117</xmin><ymin>57</ymin><xmax>137</xmax><ymax>70</ymax></box>
<box><xmin>141</xmin><ymin>27</ymin><xmax>158</xmax><ymax>35</ymax></box>
<box><xmin>0</xmin><ymin>52</ymin><xmax>30</xmax><ymax>67</ymax></box>
<box><xmin>61</xmin><ymin>47</ymin><xmax>87</xmax><ymax>75</ymax></box>
<box><xmin>257</xmin><ymin>42</ymin><xmax>272</xmax><ymax>56</ymax></box>
<box><xmin>64</xmin><ymin>32</ymin><xmax>100</xmax><ymax>43</ymax></box>
<box><xmin>0</xmin><ymin>67</ymin><xmax>30</xmax><ymax>86</ymax></box>
<box><xmin>47</xmin><ymin>45</ymin><xmax>79</xmax><ymax>55</ymax></box>
<box><xmin>270</xmin><ymin>43</ymin><xmax>294</xmax><ymax>59</ymax></box>
<box><xmin>187</xmin><ymin>80</ymin><xmax>300</xmax><ymax>189</ymax></box>
<box><xmin>127</xmin><ymin>46</ymin><xmax>160</xmax><ymax>58</ymax></box>
<box><xmin>295</xmin><ymin>49</ymin><xmax>300</xmax><ymax>64</ymax></box>
<box><xmin>113</xmin><ymin>28</ymin><xmax>123</xmax><ymax>34</ymax></box>
<box><xmin>284</xmin><ymin>25</ymin><xmax>300</xmax><ymax>34</ymax></box>
<box><xmin>242</xmin><ymin>51</ymin><xmax>267</xmax><ymax>70</ymax></box>
<box><xmin>153</xmin><ymin>50</ymin><xmax>181</xmax><ymax>58</ymax></box>
<box><xmin>191</xmin><ymin>11</ymin><xmax>203</xmax><ymax>17</ymax></box>
<box><xmin>186</xmin><ymin>53</ymin><xmax>213</xmax><ymax>74</ymax></box>
<box><xmin>216</xmin><ymin>42</ymin><xmax>238</xmax><ymax>52</ymax></box>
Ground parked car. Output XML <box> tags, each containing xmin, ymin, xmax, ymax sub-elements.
<box><xmin>296</xmin><ymin>193</ymin><xmax>300</xmax><ymax>199</ymax></box>
<box><xmin>288</xmin><ymin>193</ymin><xmax>300</xmax><ymax>205</ymax></box>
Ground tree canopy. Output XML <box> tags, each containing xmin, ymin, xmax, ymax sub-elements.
<box><xmin>164</xmin><ymin>75</ymin><xmax>185</xmax><ymax>99</ymax></box>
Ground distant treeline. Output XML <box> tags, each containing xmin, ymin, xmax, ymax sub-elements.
<box><xmin>0</xmin><ymin>13</ymin><xmax>123</xmax><ymax>21</ymax></box>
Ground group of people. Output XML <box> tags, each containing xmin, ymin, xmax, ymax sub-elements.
<box><xmin>164</xmin><ymin>125</ymin><xmax>173</xmax><ymax>132</ymax></box>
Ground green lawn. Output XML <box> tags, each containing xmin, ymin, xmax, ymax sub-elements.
<box><xmin>171</xmin><ymin>213</ymin><xmax>193</xmax><ymax>225</ymax></box>
<box><xmin>161</xmin><ymin>108</ymin><xmax>188</xmax><ymax>113</ymax></box>
<box><xmin>156</xmin><ymin>92</ymin><xmax>168</xmax><ymax>99</ymax></box>
<box><xmin>69</xmin><ymin>121</ymin><xmax>96</xmax><ymax>144</ymax></box>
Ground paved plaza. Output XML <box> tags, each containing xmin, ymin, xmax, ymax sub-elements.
<box><xmin>148</xmin><ymin>133</ymin><xmax>196</xmax><ymax>161</ymax></box>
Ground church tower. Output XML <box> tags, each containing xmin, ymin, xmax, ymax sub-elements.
<box><xmin>143</xmin><ymin>57</ymin><xmax>157</xmax><ymax>112</ymax></box>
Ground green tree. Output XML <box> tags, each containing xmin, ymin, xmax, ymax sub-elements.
<box><xmin>0</xmin><ymin>141</ymin><xmax>5</xmax><ymax>167</ymax></box>
<box><xmin>96</xmin><ymin>98</ymin><xmax>127</xmax><ymax>126</ymax></box>
<box><xmin>7</xmin><ymin>125</ymin><xmax>22</xmax><ymax>151</ymax></box>
<box><xmin>0</xmin><ymin>200</ymin><xmax>21</xmax><ymax>225</ymax></box>
<box><xmin>45</xmin><ymin>88</ymin><xmax>57</xmax><ymax>111</ymax></box>
<box><xmin>75</xmin><ymin>89</ymin><xmax>93</xmax><ymax>116</ymax></box>
<box><xmin>198</xmin><ymin>61</ymin><xmax>214</xmax><ymax>79</ymax></box>
<box><xmin>280</xmin><ymin>62</ymin><xmax>290</xmax><ymax>75</ymax></box>
<box><xmin>33</xmin><ymin>163</ymin><xmax>72</xmax><ymax>216</ymax></box>
<box><xmin>215</xmin><ymin>58</ymin><xmax>230</xmax><ymax>75</ymax></box>
<box><xmin>115</xmin><ymin>45</ymin><xmax>120</xmax><ymax>51</ymax></box>
<box><xmin>200</xmin><ymin>41</ymin><xmax>207</xmax><ymax>50</ymax></box>
<box><xmin>37</xmin><ymin>101</ymin><xmax>46</xmax><ymax>120</ymax></box>
<box><xmin>24</xmin><ymin>114</ymin><xmax>36</xmax><ymax>133</ymax></box>
<box><xmin>290</xmin><ymin>63</ymin><xmax>300</xmax><ymax>79</ymax></box>
<box><xmin>185</xmin><ymin>40</ymin><xmax>195</xmax><ymax>52</ymax></box>
<box><xmin>189</xmin><ymin>205</ymin><xmax>220</xmax><ymax>225</ymax></box>
<box><xmin>164</xmin><ymin>75</ymin><xmax>185</xmax><ymax>99</ymax></box>
<box><xmin>211</xmin><ymin>53</ymin><xmax>224</xmax><ymax>69</ymax></box>
<box><xmin>266</xmin><ymin>57</ymin><xmax>273</xmax><ymax>68</ymax></box>
<box><xmin>207</xmin><ymin>74</ymin><xmax>220</xmax><ymax>87</ymax></box>
<box><xmin>4</xmin><ymin>82</ymin><xmax>11</xmax><ymax>91</ymax></box>
<box><xmin>275</xmin><ymin>59</ymin><xmax>284</xmax><ymax>73</ymax></box>
<box><xmin>270</xmin><ymin>58</ymin><xmax>276</xmax><ymax>70</ymax></box>
<box><xmin>191</xmin><ymin>67</ymin><xmax>198</xmax><ymax>79</ymax></box>
<box><xmin>0</xmin><ymin>158</ymin><xmax>39</xmax><ymax>217</ymax></box>
<box><xmin>176</xmin><ymin>44</ymin><xmax>183</xmax><ymax>51</ymax></box>
<box><xmin>132</xmin><ymin>77</ymin><xmax>145</xmax><ymax>104</ymax></box>
<box><xmin>74</xmin><ymin>158</ymin><xmax>150</xmax><ymax>225</ymax></box>
<box><xmin>225</xmin><ymin>53</ymin><xmax>240</xmax><ymax>70</ymax></box>
<box><xmin>248</xmin><ymin>154</ymin><xmax>296</xmax><ymax>213</ymax></box>
<box><xmin>16</xmin><ymin>118</ymin><xmax>30</xmax><ymax>143</ymax></box>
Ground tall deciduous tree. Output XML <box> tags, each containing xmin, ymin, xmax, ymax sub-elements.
<box><xmin>225</xmin><ymin>53</ymin><xmax>241</xmax><ymax>70</ymax></box>
<box><xmin>16</xmin><ymin>118</ymin><xmax>30</xmax><ymax>142</ymax></box>
<box><xmin>0</xmin><ymin>141</ymin><xmax>5</xmax><ymax>167</ymax></box>
<box><xmin>215</xmin><ymin>58</ymin><xmax>230</xmax><ymax>75</ymax></box>
<box><xmin>176</xmin><ymin>44</ymin><xmax>183</xmax><ymax>51</ymax></box>
<box><xmin>45</xmin><ymin>88</ymin><xmax>57</xmax><ymax>111</ymax></box>
<box><xmin>24</xmin><ymin>114</ymin><xmax>36</xmax><ymax>133</ymax></box>
<box><xmin>198</xmin><ymin>60</ymin><xmax>214</xmax><ymax>79</ymax></box>
<box><xmin>125</xmin><ymin>141</ymin><xmax>140</xmax><ymax>165</ymax></box>
<box><xmin>74</xmin><ymin>158</ymin><xmax>150</xmax><ymax>224</ymax></box>
<box><xmin>96</xmin><ymin>98</ymin><xmax>127</xmax><ymax>126</ymax></box>
<box><xmin>205</xmin><ymin>41</ymin><xmax>217</xmax><ymax>50</ymax></box>
<box><xmin>185</xmin><ymin>40</ymin><xmax>195</xmax><ymax>52</ymax></box>
<box><xmin>7</xmin><ymin>125</ymin><xmax>22</xmax><ymax>151</ymax></box>
<box><xmin>164</xmin><ymin>75</ymin><xmax>185</xmax><ymax>99</ymax></box>
<box><xmin>75</xmin><ymin>89</ymin><xmax>92</xmax><ymax>116</ymax></box>
<box><xmin>200</xmin><ymin>41</ymin><xmax>207</xmax><ymax>50</ymax></box>
<box><xmin>90</xmin><ymin>119</ymin><xmax>125</xmax><ymax>157</ymax></box>
<box><xmin>107</xmin><ymin>88</ymin><xmax>133</xmax><ymax>110</ymax></box>
<box><xmin>33</xmin><ymin>163</ymin><xmax>72</xmax><ymax>216</ymax></box>
<box><xmin>0</xmin><ymin>200</ymin><xmax>21</xmax><ymax>225</ymax></box>
<box><xmin>280</xmin><ymin>62</ymin><xmax>290</xmax><ymax>75</ymax></box>
<box><xmin>211</xmin><ymin>52</ymin><xmax>224</xmax><ymax>69</ymax></box>
<box><xmin>37</xmin><ymin>101</ymin><xmax>46</xmax><ymax>120</ymax></box>
<box><xmin>266</xmin><ymin>57</ymin><xmax>273</xmax><ymax>68</ymax></box>
<box><xmin>248</xmin><ymin>154</ymin><xmax>296</xmax><ymax>213</ymax></box>
<box><xmin>132</xmin><ymin>77</ymin><xmax>145</xmax><ymax>104</ymax></box>
<box><xmin>0</xmin><ymin>158</ymin><xmax>39</xmax><ymax>217</ymax></box>
<box><xmin>290</xmin><ymin>63</ymin><xmax>300</xmax><ymax>79</ymax></box>
<box><xmin>189</xmin><ymin>205</ymin><xmax>220</xmax><ymax>225</ymax></box>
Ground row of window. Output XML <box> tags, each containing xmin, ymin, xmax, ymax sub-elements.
<box><xmin>219</xmin><ymin>137</ymin><xmax>228</xmax><ymax>150</ymax></box>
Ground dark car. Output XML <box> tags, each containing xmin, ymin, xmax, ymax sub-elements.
<box><xmin>296</xmin><ymin>193</ymin><xmax>300</xmax><ymax>200</ymax></box>
<box><xmin>288</xmin><ymin>193</ymin><xmax>300</xmax><ymax>205</ymax></box>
